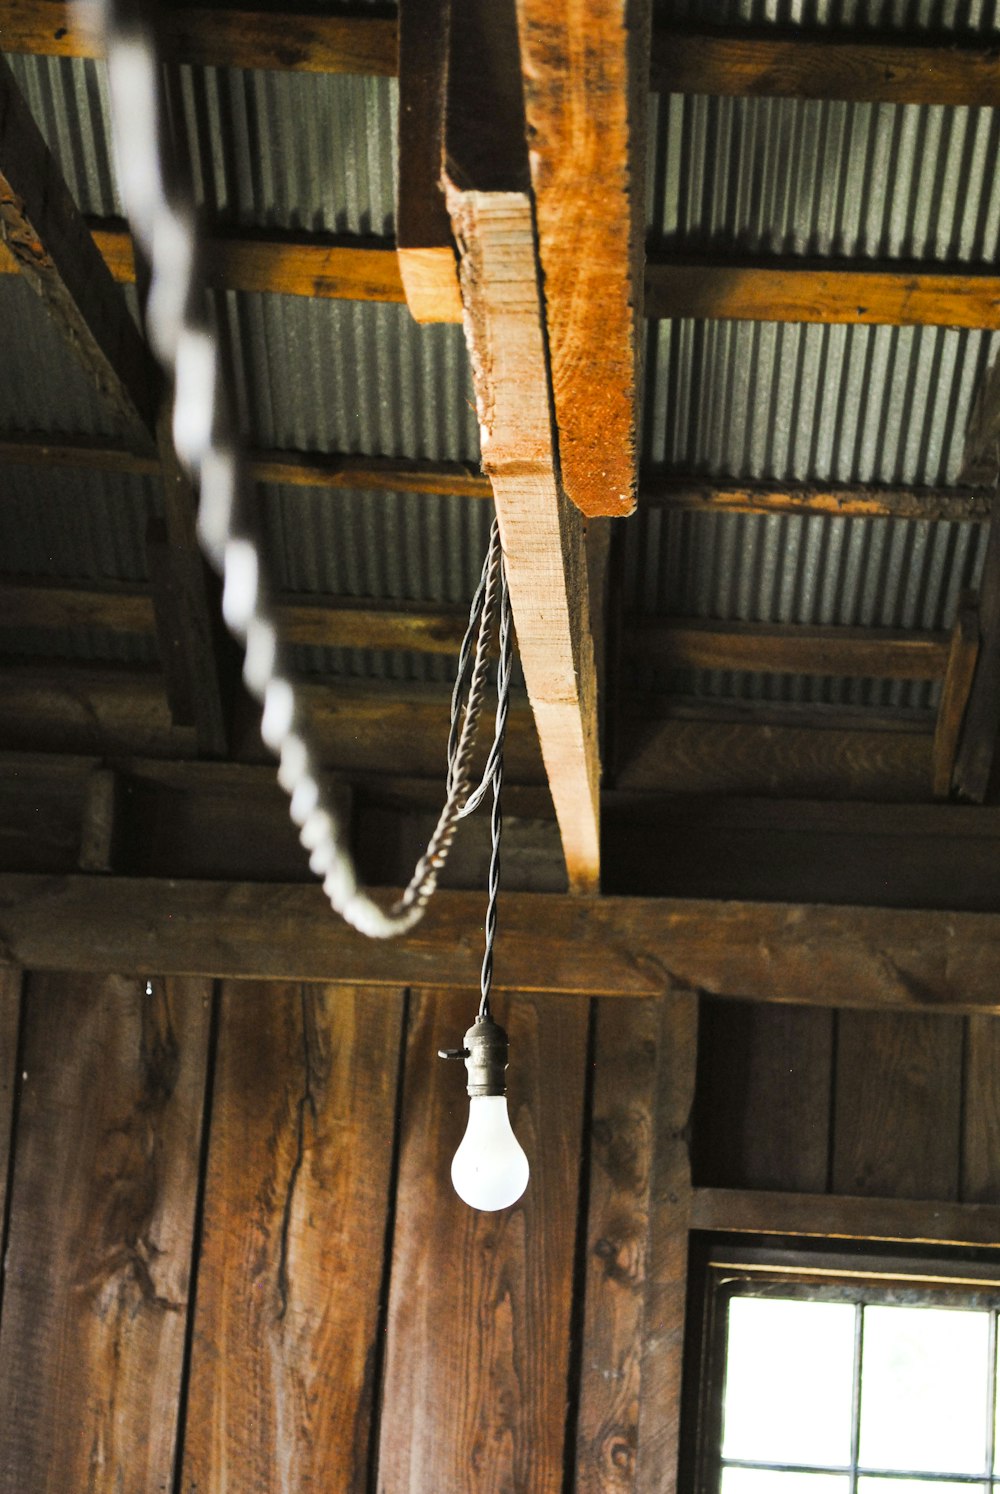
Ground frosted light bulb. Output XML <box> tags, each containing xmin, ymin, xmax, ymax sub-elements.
<box><xmin>439</xmin><ymin>1010</ymin><xmax>529</xmax><ymax>1211</ymax></box>
<box><xmin>451</xmin><ymin>1095</ymin><xmax>529</xmax><ymax>1211</ymax></box>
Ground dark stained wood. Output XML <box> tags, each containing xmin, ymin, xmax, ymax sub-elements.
<box><xmin>0</xmin><ymin>663</ymin><xmax>197</xmax><ymax>759</ymax></box>
<box><xmin>576</xmin><ymin>995</ymin><xmax>698</xmax><ymax>1493</ymax></box>
<box><xmin>934</xmin><ymin>595</ymin><xmax>980</xmax><ymax>797</ymax></box>
<box><xmin>690</xmin><ymin>1186</ymin><xmax>1000</xmax><ymax>1248</ymax></box>
<box><xmin>182</xmin><ymin>982</ymin><xmax>404</xmax><ymax>1492</ymax></box>
<box><xmin>378</xmin><ymin>987</ymin><xmax>588</xmax><ymax>1493</ymax></box>
<box><xmin>0</xmin><ymin>430</ymin><xmax>493</xmax><ymax>497</ymax></box>
<box><xmin>77</xmin><ymin>765</ymin><xmax>120</xmax><ymax>872</ymax></box>
<box><xmin>629</xmin><ymin>618</ymin><xmax>949</xmax><ymax>680</ymax></box>
<box><xmin>645</xmin><ymin>255</ymin><xmax>1000</xmax><ymax>328</ymax></box>
<box><xmin>954</xmin><ymin>502</ymin><xmax>1000</xmax><ymax>802</ymax></box>
<box><xmin>514</xmin><ymin>0</ymin><xmax>648</xmax><ymax>517</ymax></box>
<box><xmin>396</xmin><ymin>0</ymin><xmax>462</xmax><ymax>323</ymax></box>
<box><xmin>961</xmin><ymin>352</ymin><xmax>1000</xmax><ymax>486</ymax></box>
<box><xmin>0</xmin><ymin>56</ymin><xmax>155</xmax><ymax>444</ymax></box>
<box><xmin>962</xmin><ymin>1017</ymin><xmax>1000</xmax><ymax>1205</ymax></box>
<box><xmin>640</xmin><ymin>474</ymin><xmax>993</xmax><ymax>523</ymax></box>
<box><xmin>653</xmin><ymin>27</ymin><xmax>1000</xmax><ymax>106</ymax></box>
<box><xmin>616</xmin><ymin>714</ymin><xmax>934</xmax><ymax>800</ymax></box>
<box><xmin>833</xmin><ymin>1012</ymin><xmax>964</xmax><ymax>1200</ymax></box>
<box><xmin>604</xmin><ymin>796</ymin><xmax>1000</xmax><ymax>910</ymax></box>
<box><xmin>7</xmin><ymin>877</ymin><xmax>1000</xmax><ymax>1009</ymax></box>
<box><xmin>693</xmin><ymin>1000</ymin><xmax>833</xmax><ymax>1192</ymax></box>
<box><xmin>1</xmin><ymin>0</ymin><xmax>398</xmax><ymax>75</ymax></box>
<box><xmin>634</xmin><ymin>992</ymin><xmax>698</xmax><ymax>1494</ymax></box>
<box><xmin>0</xmin><ymin>971</ymin><xmax>212</xmax><ymax>1493</ymax></box>
<box><xmin>0</xmin><ymin>968</ymin><xmax>21</xmax><ymax>1233</ymax></box>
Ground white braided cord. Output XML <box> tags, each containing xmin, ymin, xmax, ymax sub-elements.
<box><xmin>96</xmin><ymin>1</ymin><xmax>505</xmax><ymax>939</ymax></box>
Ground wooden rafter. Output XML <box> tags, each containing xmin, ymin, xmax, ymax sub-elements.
<box><xmin>932</xmin><ymin>595</ymin><xmax>980</xmax><ymax>798</ymax></box>
<box><xmin>4</xmin><ymin>876</ymin><xmax>1000</xmax><ymax>1008</ymax></box>
<box><xmin>953</xmin><ymin>501</ymin><xmax>1000</xmax><ymax>802</ymax></box>
<box><xmin>443</xmin><ymin>0</ymin><xmax>601</xmax><ymax>893</ymax></box>
<box><xmin>629</xmin><ymin>618</ymin><xmax>951</xmax><ymax>680</ymax></box>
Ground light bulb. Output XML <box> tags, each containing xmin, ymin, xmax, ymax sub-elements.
<box><xmin>439</xmin><ymin>1010</ymin><xmax>529</xmax><ymax>1211</ymax></box>
<box><xmin>451</xmin><ymin>1094</ymin><xmax>529</xmax><ymax>1211</ymax></box>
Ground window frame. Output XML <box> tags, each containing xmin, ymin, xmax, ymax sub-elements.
<box><xmin>693</xmin><ymin>1244</ymin><xmax>1000</xmax><ymax>1494</ymax></box>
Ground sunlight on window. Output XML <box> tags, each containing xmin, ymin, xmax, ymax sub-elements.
<box><xmin>722</xmin><ymin>1298</ymin><xmax>856</xmax><ymax>1467</ymax></box>
<box><xmin>858</xmin><ymin>1481</ymin><xmax>987</xmax><ymax>1492</ymax></box>
<box><xmin>859</xmin><ymin>1306</ymin><xmax>990</xmax><ymax>1475</ymax></box>
<box><xmin>722</xmin><ymin>1470</ymin><xmax>849</xmax><ymax>1492</ymax></box>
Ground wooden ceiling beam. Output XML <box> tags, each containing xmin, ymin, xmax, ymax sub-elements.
<box><xmin>0</xmin><ymin>56</ymin><xmax>155</xmax><ymax>446</ymax></box>
<box><xmin>513</xmin><ymin>0</ymin><xmax>649</xmax><ymax>518</ymax></box>
<box><xmin>8</xmin><ymin>4</ymin><xmax>1000</xmax><ymax>108</ymax></box>
<box><xmin>630</xmin><ymin>618</ymin><xmax>951</xmax><ymax>680</ymax></box>
<box><xmin>952</xmin><ymin>498</ymin><xmax>1000</xmax><ymax>802</ymax></box>
<box><xmin>3</xmin><ymin>874</ymin><xmax>1000</xmax><ymax>1009</ymax></box>
<box><xmin>7</xmin><ymin>222</ymin><xmax>1000</xmax><ymax>331</ymax></box>
<box><xmin>442</xmin><ymin>0</ymin><xmax>601</xmax><ymax>893</ymax></box>
<box><xmin>641</xmin><ymin>475</ymin><xmax>992</xmax><ymax>522</ymax></box>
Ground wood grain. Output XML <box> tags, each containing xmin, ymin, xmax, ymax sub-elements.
<box><xmin>0</xmin><ymin>56</ymin><xmax>154</xmax><ymax>443</ymax></box>
<box><xmin>445</xmin><ymin>188</ymin><xmax>601</xmax><ymax>892</ymax></box>
<box><xmin>7</xmin><ymin>877</ymin><xmax>1000</xmax><ymax>1010</ymax></box>
<box><xmin>645</xmin><ymin>257</ymin><xmax>1000</xmax><ymax>328</ymax></box>
<box><xmin>0</xmin><ymin>0</ymin><xmax>398</xmax><ymax>75</ymax></box>
<box><xmin>833</xmin><ymin>1012</ymin><xmax>964</xmax><ymax>1200</ymax></box>
<box><xmin>653</xmin><ymin>27</ymin><xmax>1000</xmax><ymax>106</ymax></box>
<box><xmin>693</xmin><ymin>1000</ymin><xmax>833</xmax><ymax>1193</ymax></box>
<box><xmin>629</xmin><ymin>618</ymin><xmax>950</xmax><ymax>680</ymax></box>
<box><xmin>0</xmin><ymin>972</ymin><xmax>212</xmax><ymax>1493</ymax></box>
<box><xmin>635</xmin><ymin>993</ymin><xmax>698</xmax><ymax>1494</ymax></box>
<box><xmin>954</xmin><ymin>502</ymin><xmax>1000</xmax><ymax>802</ymax></box>
<box><xmin>515</xmin><ymin>0</ymin><xmax>648</xmax><ymax>516</ymax></box>
<box><xmin>691</xmin><ymin>1187</ymin><xmax>1000</xmax><ymax>1248</ymax></box>
<box><xmin>377</xmin><ymin>988</ymin><xmax>588</xmax><ymax>1493</ymax></box>
<box><xmin>0</xmin><ymin>968</ymin><xmax>21</xmax><ymax>1232</ymax></box>
<box><xmin>962</xmin><ymin>1017</ymin><xmax>1000</xmax><ymax>1205</ymax></box>
<box><xmin>182</xmin><ymin>982</ymin><xmax>404</xmax><ymax>1493</ymax></box>
<box><xmin>640</xmin><ymin>474</ymin><xmax>993</xmax><ymax>522</ymax></box>
<box><xmin>933</xmin><ymin>596</ymin><xmax>980</xmax><ymax>797</ymax></box>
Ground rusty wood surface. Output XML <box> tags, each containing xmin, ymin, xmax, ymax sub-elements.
<box><xmin>690</xmin><ymin>1186</ymin><xmax>1000</xmax><ymax>1246</ymax></box>
<box><xmin>6</xmin><ymin>877</ymin><xmax>1000</xmax><ymax>1007</ymax></box>
<box><xmin>933</xmin><ymin>596</ymin><xmax>981</xmax><ymax>797</ymax></box>
<box><xmin>640</xmin><ymin>474</ymin><xmax>993</xmax><ymax>521</ymax></box>
<box><xmin>693</xmin><ymin>1001</ymin><xmax>833</xmax><ymax>1192</ymax></box>
<box><xmin>833</xmin><ymin>1012</ymin><xmax>964</xmax><ymax>1199</ymax></box>
<box><xmin>0</xmin><ymin>58</ymin><xmax>155</xmax><ymax>444</ymax></box>
<box><xmin>0</xmin><ymin>972</ymin><xmax>212</xmax><ymax>1493</ymax></box>
<box><xmin>514</xmin><ymin>0</ymin><xmax>648</xmax><ymax>517</ymax></box>
<box><xmin>182</xmin><ymin>981</ymin><xmax>404</xmax><ymax>1492</ymax></box>
<box><xmin>962</xmin><ymin>1017</ymin><xmax>1000</xmax><ymax>1205</ymax></box>
<box><xmin>377</xmin><ymin>987</ymin><xmax>588</xmax><ymax>1493</ymax></box>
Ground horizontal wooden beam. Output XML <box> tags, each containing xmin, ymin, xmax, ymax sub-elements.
<box><xmin>629</xmin><ymin>618</ymin><xmax>951</xmax><ymax>680</ymax></box>
<box><xmin>8</xmin><ymin>6</ymin><xmax>999</xmax><ymax>107</ymax></box>
<box><xmin>645</xmin><ymin>256</ymin><xmax>1000</xmax><ymax>329</ymax></box>
<box><xmin>1</xmin><ymin>1</ymin><xmax>399</xmax><ymax>75</ymax></box>
<box><xmin>7</xmin><ymin>223</ymin><xmax>1000</xmax><ymax>331</ymax></box>
<box><xmin>0</xmin><ymin>433</ymin><xmax>493</xmax><ymax>499</ymax></box>
<box><xmin>691</xmin><ymin>1187</ymin><xmax>1000</xmax><ymax>1248</ymax></box>
<box><xmin>2</xmin><ymin>876</ymin><xmax>1000</xmax><ymax>1006</ymax></box>
<box><xmin>640</xmin><ymin>475</ymin><xmax>993</xmax><ymax>523</ymax></box>
<box><xmin>0</xmin><ymin>577</ymin><xmax>473</xmax><ymax>656</ymax></box>
<box><xmin>652</xmin><ymin>28</ymin><xmax>1000</xmax><ymax>107</ymax></box>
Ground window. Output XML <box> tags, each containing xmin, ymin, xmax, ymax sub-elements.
<box><xmin>696</xmin><ymin>1249</ymin><xmax>1000</xmax><ymax>1494</ymax></box>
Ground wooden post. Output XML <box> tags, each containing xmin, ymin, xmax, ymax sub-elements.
<box><xmin>933</xmin><ymin>595</ymin><xmax>980</xmax><ymax>798</ymax></box>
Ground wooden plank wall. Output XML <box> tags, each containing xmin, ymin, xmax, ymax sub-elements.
<box><xmin>0</xmin><ymin>971</ymin><xmax>699</xmax><ymax>1492</ymax></box>
<box><xmin>694</xmin><ymin>1001</ymin><xmax>1000</xmax><ymax>1203</ymax></box>
<box><xmin>2</xmin><ymin>973</ymin><xmax>992</xmax><ymax>1490</ymax></box>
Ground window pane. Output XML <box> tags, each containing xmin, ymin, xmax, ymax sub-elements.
<box><xmin>860</xmin><ymin>1483</ymin><xmax>986</xmax><ymax>1493</ymax></box>
<box><xmin>722</xmin><ymin>1298</ymin><xmax>856</xmax><ymax>1466</ymax></box>
<box><xmin>722</xmin><ymin>1472</ymin><xmax>849</xmax><ymax>1493</ymax></box>
<box><xmin>859</xmin><ymin>1305</ymin><xmax>990</xmax><ymax>1475</ymax></box>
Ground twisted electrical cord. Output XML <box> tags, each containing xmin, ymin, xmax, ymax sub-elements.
<box><xmin>478</xmin><ymin>562</ymin><xmax>512</xmax><ymax>1020</ymax></box>
<box><xmin>96</xmin><ymin>0</ymin><xmax>509</xmax><ymax>940</ymax></box>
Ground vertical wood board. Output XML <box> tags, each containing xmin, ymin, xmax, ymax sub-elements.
<box><xmin>693</xmin><ymin>999</ymin><xmax>834</xmax><ymax>1193</ymax></box>
<box><xmin>181</xmin><ymin>981</ymin><xmax>405</xmax><ymax>1494</ymax></box>
<box><xmin>833</xmin><ymin>1011</ymin><xmax>963</xmax><ymax>1200</ymax></box>
<box><xmin>0</xmin><ymin>968</ymin><xmax>21</xmax><ymax>1230</ymax></box>
<box><xmin>377</xmin><ymin>987</ymin><xmax>588</xmax><ymax>1494</ymax></box>
<box><xmin>962</xmin><ymin>1016</ymin><xmax>1000</xmax><ymax>1204</ymax></box>
<box><xmin>0</xmin><ymin>971</ymin><xmax>212</xmax><ymax>1494</ymax></box>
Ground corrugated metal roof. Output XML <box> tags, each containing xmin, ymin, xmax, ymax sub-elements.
<box><xmin>0</xmin><ymin>465</ymin><xmax>158</xmax><ymax>581</ymax></box>
<box><xmin>654</xmin><ymin>0</ymin><xmax>1000</xmax><ymax>32</ymax></box>
<box><xmin>641</xmin><ymin>319</ymin><xmax>999</xmax><ymax>485</ymax></box>
<box><xmin>648</xmin><ymin>94</ymin><xmax>1000</xmax><ymax>260</ymax></box>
